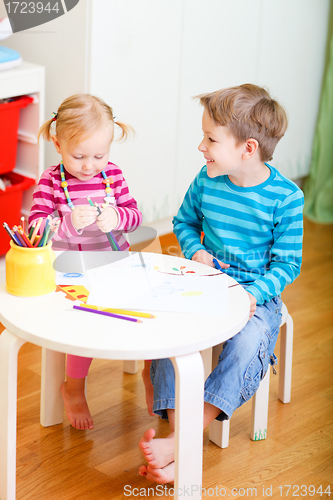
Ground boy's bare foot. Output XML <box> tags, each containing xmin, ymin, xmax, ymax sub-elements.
<box><xmin>139</xmin><ymin>463</ymin><xmax>175</xmax><ymax>484</ymax></box>
<box><xmin>142</xmin><ymin>364</ymin><xmax>155</xmax><ymax>416</ymax></box>
<box><xmin>139</xmin><ymin>428</ymin><xmax>175</xmax><ymax>469</ymax></box>
<box><xmin>61</xmin><ymin>380</ymin><xmax>94</xmax><ymax>430</ymax></box>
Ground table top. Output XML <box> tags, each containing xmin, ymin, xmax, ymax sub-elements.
<box><xmin>0</xmin><ymin>253</ymin><xmax>249</xmax><ymax>360</ymax></box>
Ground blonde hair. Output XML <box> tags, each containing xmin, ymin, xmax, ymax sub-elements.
<box><xmin>195</xmin><ymin>84</ymin><xmax>288</xmax><ymax>161</ymax></box>
<box><xmin>38</xmin><ymin>94</ymin><xmax>133</xmax><ymax>147</ymax></box>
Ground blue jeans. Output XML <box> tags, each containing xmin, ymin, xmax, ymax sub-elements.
<box><xmin>150</xmin><ymin>296</ymin><xmax>282</xmax><ymax>421</ymax></box>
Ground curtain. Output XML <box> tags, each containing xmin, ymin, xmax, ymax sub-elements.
<box><xmin>303</xmin><ymin>1</ymin><xmax>333</xmax><ymax>223</ymax></box>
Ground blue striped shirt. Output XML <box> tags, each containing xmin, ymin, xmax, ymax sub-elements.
<box><xmin>173</xmin><ymin>164</ymin><xmax>304</xmax><ymax>304</ymax></box>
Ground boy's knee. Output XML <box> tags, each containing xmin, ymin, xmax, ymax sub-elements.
<box><xmin>241</xmin><ymin>341</ymin><xmax>269</xmax><ymax>402</ymax></box>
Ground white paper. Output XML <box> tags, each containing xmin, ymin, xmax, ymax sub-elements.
<box><xmin>88</xmin><ymin>254</ymin><xmax>228</xmax><ymax>314</ymax></box>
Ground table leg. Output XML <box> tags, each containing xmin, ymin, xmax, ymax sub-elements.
<box><xmin>0</xmin><ymin>329</ymin><xmax>26</xmax><ymax>500</ymax></box>
<box><xmin>171</xmin><ymin>352</ymin><xmax>204</xmax><ymax>500</ymax></box>
<box><xmin>40</xmin><ymin>348</ymin><xmax>66</xmax><ymax>427</ymax></box>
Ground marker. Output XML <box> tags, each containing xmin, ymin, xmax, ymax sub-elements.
<box><xmin>212</xmin><ymin>257</ymin><xmax>224</xmax><ymax>272</ymax></box>
<box><xmin>73</xmin><ymin>305</ymin><xmax>142</xmax><ymax>323</ymax></box>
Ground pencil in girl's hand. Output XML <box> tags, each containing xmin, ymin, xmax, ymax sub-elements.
<box><xmin>87</xmin><ymin>196</ymin><xmax>121</xmax><ymax>251</ymax></box>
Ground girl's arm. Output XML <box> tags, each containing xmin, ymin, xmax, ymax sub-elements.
<box><xmin>109</xmin><ymin>172</ymin><xmax>142</xmax><ymax>233</ymax></box>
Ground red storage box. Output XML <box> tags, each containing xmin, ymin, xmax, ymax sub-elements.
<box><xmin>0</xmin><ymin>95</ymin><xmax>34</xmax><ymax>175</ymax></box>
<box><xmin>0</xmin><ymin>172</ymin><xmax>36</xmax><ymax>255</ymax></box>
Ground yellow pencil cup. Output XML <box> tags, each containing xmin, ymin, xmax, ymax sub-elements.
<box><xmin>6</xmin><ymin>240</ymin><xmax>56</xmax><ymax>297</ymax></box>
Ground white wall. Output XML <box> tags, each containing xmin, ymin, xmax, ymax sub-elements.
<box><xmin>89</xmin><ymin>0</ymin><xmax>330</xmax><ymax>223</ymax></box>
<box><xmin>1</xmin><ymin>0</ymin><xmax>330</xmax><ymax>226</ymax></box>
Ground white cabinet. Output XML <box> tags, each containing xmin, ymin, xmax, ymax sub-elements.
<box><xmin>0</xmin><ymin>61</ymin><xmax>45</xmax><ymax>216</ymax></box>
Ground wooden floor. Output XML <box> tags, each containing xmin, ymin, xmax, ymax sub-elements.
<box><xmin>1</xmin><ymin>218</ymin><xmax>333</xmax><ymax>500</ymax></box>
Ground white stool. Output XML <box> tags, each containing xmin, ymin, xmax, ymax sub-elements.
<box><xmin>203</xmin><ymin>302</ymin><xmax>293</xmax><ymax>448</ymax></box>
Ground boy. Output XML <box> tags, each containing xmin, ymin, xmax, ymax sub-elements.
<box><xmin>139</xmin><ymin>84</ymin><xmax>304</xmax><ymax>484</ymax></box>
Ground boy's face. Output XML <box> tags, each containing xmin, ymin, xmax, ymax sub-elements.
<box><xmin>52</xmin><ymin>125</ymin><xmax>113</xmax><ymax>181</ymax></box>
<box><xmin>198</xmin><ymin>110</ymin><xmax>244</xmax><ymax>178</ymax></box>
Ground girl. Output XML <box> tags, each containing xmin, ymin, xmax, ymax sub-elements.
<box><xmin>29</xmin><ymin>94</ymin><xmax>142</xmax><ymax>430</ymax></box>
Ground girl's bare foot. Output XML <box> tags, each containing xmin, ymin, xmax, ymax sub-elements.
<box><xmin>139</xmin><ymin>463</ymin><xmax>175</xmax><ymax>484</ymax></box>
<box><xmin>142</xmin><ymin>362</ymin><xmax>155</xmax><ymax>416</ymax></box>
<box><xmin>139</xmin><ymin>428</ymin><xmax>175</xmax><ymax>469</ymax></box>
<box><xmin>61</xmin><ymin>379</ymin><xmax>94</xmax><ymax>430</ymax></box>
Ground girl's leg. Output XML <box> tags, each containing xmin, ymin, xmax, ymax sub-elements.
<box><xmin>61</xmin><ymin>355</ymin><xmax>93</xmax><ymax>430</ymax></box>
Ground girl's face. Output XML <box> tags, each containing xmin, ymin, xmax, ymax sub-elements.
<box><xmin>53</xmin><ymin>126</ymin><xmax>113</xmax><ymax>181</ymax></box>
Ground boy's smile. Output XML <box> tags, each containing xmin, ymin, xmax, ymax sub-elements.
<box><xmin>198</xmin><ymin>110</ymin><xmax>244</xmax><ymax>179</ymax></box>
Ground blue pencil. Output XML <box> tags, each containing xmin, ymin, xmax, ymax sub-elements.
<box><xmin>212</xmin><ymin>257</ymin><xmax>224</xmax><ymax>272</ymax></box>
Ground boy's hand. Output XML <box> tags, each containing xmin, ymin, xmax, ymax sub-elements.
<box><xmin>72</xmin><ymin>205</ymin><xmax>98</xmax><ymax>230</ymax></box>
<box><xmin>247</xmin><ymin>292</ymin><xmax>257</xmax><ymax>319</ymax></box>
<box><xmin>96</xmin><ymin>206</ymin><xmax>119</xmax><ymax>233</ymax></box>
<box><xmin>192</xmin><ymin>249</ymin><xmax>230</xmax><ymax>270</ymax></box>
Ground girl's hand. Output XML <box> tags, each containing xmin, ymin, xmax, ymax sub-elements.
<box><xmin>72</xmin><ymin>205</ymin><xmax>98</xmax><ymax>230</ymax></box>
<box><xmin>96</xmin><ymin>206</ymin><xmax>119</xmax><ymax>233</ymax></box>
<box><xmin>247</xmin><ymin>292</ymin><xmax>257</xmax><ymax>319</ymax></box>
<box><xmin>192</xmin><ymin>249</ymin><xmax>230</xmax><ymax>270</ymax></box>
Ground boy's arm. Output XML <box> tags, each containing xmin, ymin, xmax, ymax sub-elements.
<box><xmin>246</xmin><ymin>190</ymin><xmax>304</xmax><ymax>304</ymax></box>
<box><xmin>173</xmin><ymin>173</ymin><xmax>206</xmax><ymax>258</ymax></box>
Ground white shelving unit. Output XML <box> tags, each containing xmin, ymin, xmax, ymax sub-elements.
<box><xmin>0</xmin><ymin>61</ymin><xmax>45</xmax><ymax>216</ymax></box>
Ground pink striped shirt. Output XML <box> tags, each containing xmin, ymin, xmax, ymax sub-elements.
<box><xmin>29</xmin><ymin>162</ymin><xmax>142</xmax><ymax>251</ymax></box>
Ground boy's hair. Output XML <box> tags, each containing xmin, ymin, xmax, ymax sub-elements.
<box><xmin>196</xmin><ymin>84</ymin><xmax>288</xmax><ymax>161</ymax></box>
<box><xmin>38</xmin><ymin>93</ymin><xmax>133</xmax><ymax>146</ymax></box>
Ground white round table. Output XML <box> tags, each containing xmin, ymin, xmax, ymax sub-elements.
<box><xmin>0</xmin><ymin>253</ymin><xmax>249</xmax><ymax>500</ymax></box>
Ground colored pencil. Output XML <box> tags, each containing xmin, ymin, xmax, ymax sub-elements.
<box><xmin>81</xmin><ymin>303</ymin><xmax>155</xmax><ymax>318</ymax></box>
<box><xmin>13</xmin><ymin>226</ymin><xmax>27</xmax><ymax>247</ymax></box>
<box><xmin>87</xmin><ymin>196</ymin><xmax>121</xmax><ymax>251</ymax></box>
<box><xmin>73</xmin><ymin>304</ymin><xmax>142</xmax><ymax>323</ymax></box>
<box><xmin>18</xmin><ymin>226</ymin><xmax>33</xmax><ymax>248</ymax></box>
<box><xmin>212</xmin><ymin>258</ymin><xmax>224</xmax><ymax>272</ymax></box>
<box><xmin>30</xmin><ymin>217</ymin><xmax>43</xmax><ymax>245</ymax></box>
<box><xmin>28</xmin><ymin>220</ymin><xmax>36</xmax><ymax>239</ymax></box>
<box><xmin>3</xmin><ymin>222</ymin><xmax>22</xmax><ymax>246</ymax></box>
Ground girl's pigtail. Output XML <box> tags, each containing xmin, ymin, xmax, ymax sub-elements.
<box><xmin>115</xmin><ymin>120</ymin><xmax>134</xmax><ymax>142</ymax></box>
<box><xmin>37</xmin><ymin>118</ymin><xmax>55</xmax><ymax>144</ymax></box>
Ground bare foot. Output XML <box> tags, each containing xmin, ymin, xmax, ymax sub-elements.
<box><xmin>142</xmin><ymin>363</ymin><xmax>155</xmax><ymax>416</ymax></box>
<box><xmin>139</xmin><ymin>463</ymin><xmax>175</xmax><ymax>484</ymax></box>
<box><xmin>61</xmin><ymin>380</ymin><xmax>94</xmax><ymax>430</ymax></box>
<box><xmin>139</xmin><ymin>428</ymin><xmax>175</xmax><ymax>469</ymax></box>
